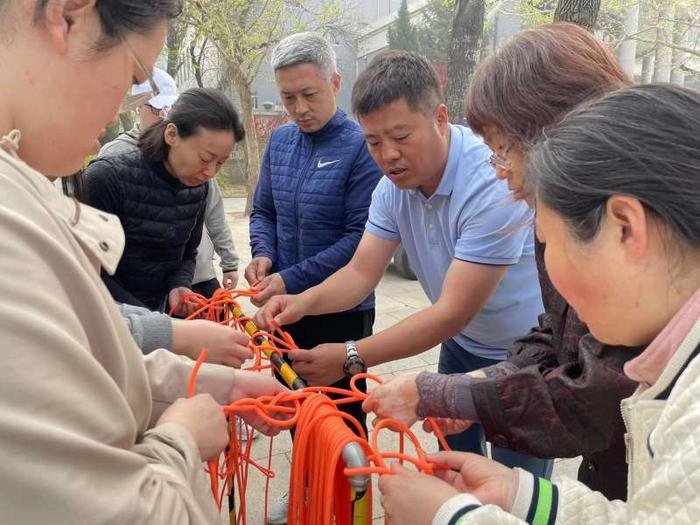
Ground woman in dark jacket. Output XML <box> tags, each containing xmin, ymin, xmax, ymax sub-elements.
<box><xmin>364</xmin><ymin>23</ymin><xmax>642</xmax><ymax>501</ymax></box>
<box><xmin>87</xmin><ymin>88</ymin><xmax>244</xmax><ymax>315</ymax></box>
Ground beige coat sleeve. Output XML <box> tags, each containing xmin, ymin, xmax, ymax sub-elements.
<box><xmin>0</xmin><ymin>170</ymin><xmax>219</xmax><ymax>524</ymax></box>
<box><xmin>145</xmin><ymin>348</ymin><xmax>238</xmax><ymax>425</ymax></box>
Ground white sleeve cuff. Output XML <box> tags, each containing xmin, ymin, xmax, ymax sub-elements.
<box><xmin>510</xmin><ymin>468</ymin><xmax>536</xmax><ymax>519</ymax></box>
<box><xmin>432</xmin><ymin>493</ymin><xmax>482</xmax><ymax>525</ymax></box>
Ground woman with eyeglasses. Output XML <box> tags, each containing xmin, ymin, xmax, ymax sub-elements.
<box><xmin>364</xmin><ymin>23</ymin><xmax>638</xmax><ymax>501</ymax></box>
<box><xmin>0</xmin><ymin>1</ymin><xmax>284</xmax><ymax>522</ymax></box>
<box><xmin>378</xmin><ymin>82</ymin><xmax>700</xmax><ymax>525</ymax></box>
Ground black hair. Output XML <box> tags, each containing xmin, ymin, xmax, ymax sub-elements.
<box><xmin>529</xmin><ymin>84</ymin><xmax>700</xmax><ymax>249</ymax></box>
<box><xmin>33</xmin><ymin>0</ymin><xmax>182</xmax><ymax>51</ymax></box>
<box><xmin>351</xmin><ymin>50</ymin><xmax>443</xmax><ymax>118</ymax></box>
<box><xmin>139</xmin><ymin>87</ymin><xmax>245</xmax><ymax>163</ymax></box>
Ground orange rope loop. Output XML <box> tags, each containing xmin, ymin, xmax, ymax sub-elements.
<box><xmin>183</xmin><ymin>289</ymin><xmax>450</xmax><ymax>524</ymax></box>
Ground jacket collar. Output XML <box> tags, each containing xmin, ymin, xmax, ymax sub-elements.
<box><xmin>303</xmin><ymin>109</ymin><xmax>346</xmax><ymax>141</ymax></box>
<box><xmin>631</xmin><ymin>315</ymin><xmax>700</xmax><ymax>401</ymax></box>
<box><xmin>625</xmin><ymin>287</ymin><xmax>700</xmax><ymax>388</ymax></box>
<box><xmin>0</xmin><ymin>138</ymin><xmax>125</xmax><ymax>274</ymax></box>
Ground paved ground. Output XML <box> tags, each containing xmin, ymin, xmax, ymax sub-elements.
<box><xmin>220</xmin><ymin>199</ymin><xmax>580</xmax><ymax>524</ymax></box>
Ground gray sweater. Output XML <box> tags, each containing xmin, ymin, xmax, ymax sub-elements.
<box><xmin>117</xmin><ymin>302</ymin><xmax>173</xmax><ymax>353</ymax></box>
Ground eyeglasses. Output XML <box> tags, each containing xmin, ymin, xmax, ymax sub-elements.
<box><xmin>145</xmin><ymin>104</ymin><xmax>172</xmax><ymax>120</ymax></box>
<box><xmin>118</xmin><ymin>40</ymin><xmax>160</xmax><ymax>115</ymax></box>
<box><xmin>488</xmin><ymin>143</ymin><xmax>513</xmax><ymax>170</ymax></box>
<box><xmin>124</xmin><ymin>39</ymin><xmax>160</xmax><ymax>98</ymax></box>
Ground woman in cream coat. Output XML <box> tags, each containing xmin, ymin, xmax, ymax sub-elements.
<box><xmin>378</xmin><ymin>85</ymin><xmax>700</xmax><ymax>524</ymax></box>
<box><xmin>0</xmin><ymin>1</ymin><xmax>284</xmax><ymax>523</ymax></box>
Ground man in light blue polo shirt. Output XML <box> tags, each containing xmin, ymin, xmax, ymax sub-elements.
<box><xmin>254</xmin><ymin>50</ymin><xmax>550</xmax><ymax>477</ymax></box>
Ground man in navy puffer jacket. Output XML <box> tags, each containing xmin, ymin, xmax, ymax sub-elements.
<box><xmin>246</xmin><ymin>35</ymin><xmax>381</xmax><ymax>519</ymax></box>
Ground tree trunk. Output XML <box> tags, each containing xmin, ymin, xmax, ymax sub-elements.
<box><xmin>617</xmin><ymin>2</ymin><xmax>639</xmax><ymax>77</ymax></box>
<box><xmin>189</xmin><ymin>38</ymin><xmax>205</xmax><ymax>88</ymax></box>
<box><xmin>652</xmin><ymin>3</ymin><xmax>674</xmax><ymax>82</ymax></box>
<box><xmin>670</xmin><ymin>9</ymin><xmax>687</xmax><ymax>85</ymax></box>
<box><xmin>166</xmin><ymin>18</ymin><xmax>186</xmax><ymax>79</ymax></box>
<box><xmin>641</xmin><ymin>53</ymin><xmax>654</xmax><ymax>83</ymax></box>
<box><xmin>229</xmin><ymin>64</ymin><xmax>261</xmax><ymax>216</ymax></box>
<box><xmin>445</xmin><ymin>0</ymin><xmax>485</xmax><ymax>123</ymax></box>
<box><xmin>553</xmin><ymin>0</ymin><xmax>601</xmax><ymax>30</ymax></box>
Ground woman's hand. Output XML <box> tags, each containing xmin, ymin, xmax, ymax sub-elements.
<box><xmin>222</xmin><ymin>271</ymin><xmax>238</xmax><ymax>290</ymax></box>
<box><xmin>168</xmin><ymin>287</ymin><xmax>197</xmax><ymax>317</ymax></box>
<box><xmin>362</xmin><ymin>372</ymin><xmax>421</xmax><ymax>427</ymax></box>
<box><xmin>172</xmin><ymin>319</ymin><xmax>254</xmax><ymax>368</ymax></box>
<box><xmin>229</xmin><ymin>371</ymin><xmax>289</xmax><ymax>436</ymax></box>
<box><xmin>156</xmin><ymin>394</ymin><xmax>228</xmax><ymax>460</ymax></box>
<box><xmin>430</xmin><ymin>451</ymin><xmax>519</xmax><ymax>510</ymax></box>
<box><xmin>379</xmin><ymin>464</ymin><xmax>459</xmax><ymax>525</ymax></box>
<box><xmin>423</xmin><ymin>417</ymin><xmax>474</xmax><ymax>436</ymax></box>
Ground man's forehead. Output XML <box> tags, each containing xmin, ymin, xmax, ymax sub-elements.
<box><xmin>363</xmin><ymin>122</ymin><xmax>412</xmax><ymax>137</ymax></box>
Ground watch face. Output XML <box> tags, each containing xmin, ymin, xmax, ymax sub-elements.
<box><xmin>347</xmin><ymin>361</ymin><xmax>365</xmax><ymax>376</ymax></box>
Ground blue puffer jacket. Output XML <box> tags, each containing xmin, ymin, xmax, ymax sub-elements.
<box><xmin>250</xmin><ymin>109</ymin><xmax>382</xmax><ymax>311</ymax></box>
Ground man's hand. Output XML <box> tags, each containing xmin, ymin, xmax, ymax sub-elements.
<box><xmin>288</xmin><ymin>343</ymin><xmax>346</xmax><ymax>386</ymax></box>
<box><xmin>229</xmin><ymin>371</ymin><xmax>289</xmax><ymax>436</ymax></box>
<box><xmin>253</xmin><ymin>293</ymin><xmax>312</xmax><ymax>330</ymax></box>
<box><xmin>244</xmin><ymin>256</ymin><xmax>273</xmax><ymax>286</ymax></box>
<box><xmin>379</xmin><ymin>464</ymin><xmax>459</xmax><ymax>525</ymax></box>
<box><xmin>362</xmin><ymin>372</ymin><xmax>421</xmax><ymax>427</ymax></box>
<box><xmin>168</xmin><ymin>287</ymin><xmax>197</xmax><ymax>317</ymax></box>
<box><xmin>250</xmin><ymin>273</ymin><xmax>287</xmax><ymax>307</ymax></box>
<box><xmin>172</xmin><ymin>320</ymin><xmax>254</xmax><ymax>368</ymax></box>
<box><xmin>222</xmin><ymin>271</ymin><xmax>239</xmax><ymax>290</ymax></box>
<box><xmin>429</xmin><ymin>451</ymin><xmax>519</xmax><ymax>510</ymax></box>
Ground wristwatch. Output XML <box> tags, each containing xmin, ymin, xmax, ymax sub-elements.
<box><xmin>343</xmin><ymin>340</ymin><xmax>367</xmax><ymax>378</ymax></box>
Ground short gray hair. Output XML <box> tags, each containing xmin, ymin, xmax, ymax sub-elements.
<box><xmin>271</xmin><ymin>32</ymin><xmax>338</xmax><ymax>78</ymax></box>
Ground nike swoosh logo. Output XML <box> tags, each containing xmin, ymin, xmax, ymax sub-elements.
<box><xmin>317</xmin><ymin>159</ymin><xmax>341</xmax><ymax>168</ymax></box>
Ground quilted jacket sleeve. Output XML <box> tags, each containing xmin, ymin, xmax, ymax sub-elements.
<box><xmin>278</xmin><ymin>141</ymin><xmax>382</xmax><ymax>294</ymax></box>
<box><xmin>250</xmin><ymin>142</ymin><xmax>277</xmax><ymax>262</ymax></box>
<box><xmin>435</xmin><ymin>473</ymin><xmax>630</xmax><ymax>525</ymax></box>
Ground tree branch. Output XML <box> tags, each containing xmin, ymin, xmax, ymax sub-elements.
<box><xmin>633</xmin><ymin>37</ymin><xmax>700</xmax><ymax>58</ymax></box>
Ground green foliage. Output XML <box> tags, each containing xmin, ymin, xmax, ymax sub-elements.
<box><xmin>183</xmin><ymin>0</ymin><xmax>346</xmax><ymax>86</ymax></box>
<box><xmin>388</xmin><ymin>0</ymin><xmax>422</xmax><ymax>52</ymax></box>
<box><xmin>416</xmin><ymin>0</ymin><xmax>457</xmax><ymax>63</ymax></box>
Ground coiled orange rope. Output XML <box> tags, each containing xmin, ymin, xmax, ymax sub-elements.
<box><xmin>181</xmin><ymin>289</ymin><xmax>450</xmax><ymax>524</ymax></box>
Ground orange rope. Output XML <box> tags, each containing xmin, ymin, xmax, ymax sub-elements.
<box><xmin>183</xmin><ymin>289</ymin><xmax>451</xmax><ymax>524</ymax></box>
<box><xmin>186</xmin><ymin>349</ymin><xmax>222</xmax><ymax>509</ymax></box>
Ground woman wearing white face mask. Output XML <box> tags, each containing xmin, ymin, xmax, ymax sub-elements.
<box><xmin>0</xmin><ymin>1</ymin><xmax>284</xmax><ymax>523</ymax></box>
